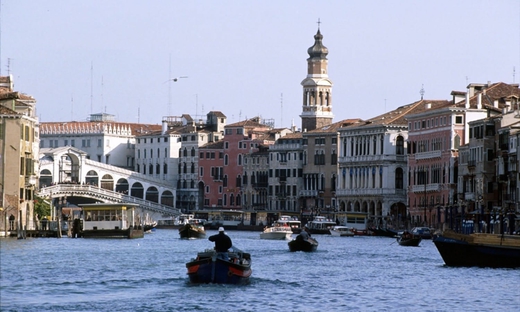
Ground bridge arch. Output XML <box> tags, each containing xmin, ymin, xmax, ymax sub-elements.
<box><xmin>146</xmin><ymin>186</ymin><xmax>159</xmax><ymax>203</ymax></box>
<box><xmin>40</xmin><ymin>169</ymin><xmax>53</xmax><ymax>187</ymax></box>
<box><xmin>101</xmin><ymin>174</ymin><xmax>114</xmax><ymax>191</ymax></box>
<box><xmin>115</xmin><ymin>178</ymin><xmax>129</xmax><ymax>194</ymax></box>
<box><xmin>85</xmin><ymin>170</ymin><xmax>99</xmax><ymax>186</ymax></box>
<box><xmin>131</xmin><ymin>182</ymin><xmax>144</xmax><ymax>198</ymax></box>
<box><xmin>161</xmin><ymin>190</ymin><xmax>174</xmax><ymax>207</ymax></box>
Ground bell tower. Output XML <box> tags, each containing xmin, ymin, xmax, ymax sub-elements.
<box><xmin>300</xmin><ymin>25</ymin><xmax>333</xmax><ymax>132</ymax></box>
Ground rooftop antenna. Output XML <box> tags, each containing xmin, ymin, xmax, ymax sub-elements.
<box><xmin>513</xmin><ymin>67</ymin><xmax>516</xmax><ymax>83</ymax></box>
<box><xmin>90</xmin><ymin>61</ymin><xmax>94</xmax><ymax>114</ymax></box>
<box><xmin>280</xmin><ymin>93</ymin><xmax>283</xmax><ymax>128</ymax></box>
<box><xmin>195</xmin><ymin>94</ymin><xmax>198</xmax><ymax>118</ymax></box>
<box><xmin>137</xmin><ymin>107</ymin><xmax>140</xmax><ymax>124</ymax></box>
<box><xmin>465</xmin><ymin>76</ymin><xmax>469</xmax><ymax>85</ymax></box>
<box><xmin>6</xmin><ymin>57</ymin><xmax>11</xmax><ymax>76</ymax></box>
<box><xmin>420</xmin><ymin>84</ymin><xmax>425</xmax><ymax>100</ymax></box>
<box><xmin>101</xmin><ymin>75</ymin><xmax>104</xmax><ymax>113</ymax></box>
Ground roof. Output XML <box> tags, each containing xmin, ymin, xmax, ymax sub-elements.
<box><xmin>40</xmin><ymin>121</ymin><xmax>162</xmax><ymax>136</ymax></box>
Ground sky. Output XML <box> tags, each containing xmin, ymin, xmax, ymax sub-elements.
<box><xmin>1</xmin><ymin>1</ymin><xmax>520</xmax><ymax>128</ymax></box>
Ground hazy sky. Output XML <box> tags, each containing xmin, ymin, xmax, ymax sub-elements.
<box><xmin>2</xmin><ymin>1</ymin><xmax>519</xmax><ymax>127</ymax></box>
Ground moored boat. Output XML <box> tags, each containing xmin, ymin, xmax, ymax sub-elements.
<box><xmin>329</xmin><ymin>226</ymin><xmax>355</xmax><ymax>237</ymax></box>
<box><xmin>80</xmin><ymin>203</ymin><xmax>144</xmax><ymax>239</ymax></box>
<box><xmin>288</xmin><ymin>237</ymin><xmax>319</xmax><ymax>252</ymax></box>
<box><xmin>397</xmin><ymin>231</ymin><xmax>422</xmax><ymax>246</ymax></box>
<box><xmin>143</xmin><ymin>221</ymin><xmax>157</xmax><ymax>233</ymax></box>
<box><xmin>370</xmin><ymin>226</ymin><xmax>398</xmax><ymax>237</ymax></box>
<box><xmin>179</xmin><ymin>220</ymin><xmax>206</xmax><ymax>239</ymax></box>
<box><xmin>433</xmin><ymin>230</ymin><xmax>520</xmax><ymax>268</ymax></box>
<box><xmin>186</xmin><ymin>248</ymin><xmax>252</xmax><ymax>284</ymax></box>
<box><xmin>306</xmin><ymin>216</ymin><xmax>336</xmax><ymax>234</ymax></box>
<box><xmin>260</xmin><ymin>223</ymin><xmax>293</xmax><ymax>240</ymax></box>
<box><xmin>411</xmin><ymin>227</ymin><xmax>433</xmax><ymax>239</ymax></box>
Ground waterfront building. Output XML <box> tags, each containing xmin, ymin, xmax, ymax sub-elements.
<box><xmin>242</xmin><ymin>144</ymin><xmax>270</xmax><ymax>226</ymax></box>
<box><xmin>198</xmin><ymin>117</ymin><xmax>276</xmax><ymax>212</ymax></box>
<box><xmin>302</xmin><ymin>120</ymin><xmax>349</xmax><ymax>223</ymax></box>
<box><xmin>134</xmin><ymin>112</ymin><xmax>226</xmax><ymax>212</ymax></box>
<box><xmin>40</xmin><ymin>112</ymin><xmax>161</xmax><ymax>170</ymax></box>
<box><xmin>0</xmin><ymin>75</ymin><xmax>39</xmax><ymax>235</ymax></box>
<box><xmin>407</xmin><ymin>82</ymin><xmax>519</xmax><ymax>229</ymax></box>
<box><xmin>266</xmin><ymin>132</ymin><xmax>303</xmax><ymax>223</ymax></box>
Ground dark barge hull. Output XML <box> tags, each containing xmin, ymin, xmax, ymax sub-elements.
<box><xmin>81</xmin><ymin>227</ymin><xmax>144</xmax><ymax>239</ymax></box>
<box><xmin>433</xmin><ymin>231</ymin><xmax>520</xmax><ymax>268</ymax></box>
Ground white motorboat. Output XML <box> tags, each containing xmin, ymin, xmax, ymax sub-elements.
<box><xmin>260</xmin><ymin>223</ymin><xmax>293</xmax><ymax>240</ymax></box>
<box><xmin>306</xmin><ymin>216</ymin><xmax>336</xmax><ymax>234</ymax></box>
<box><xmin>277</xmin><ymin>215</ymin><xmax>302</xmax><ymax>234</ymax></box>
<box><xmin>329</xmin><ymin>226</ymin><xmax>355</xmax><ymax>237</ymax></box>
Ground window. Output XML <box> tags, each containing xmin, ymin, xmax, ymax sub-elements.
<box><xmin>455</xmin><ymin>116</ymin><xmax>463</xmax><ymax>124</ymax></box>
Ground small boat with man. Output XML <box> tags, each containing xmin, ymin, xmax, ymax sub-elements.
<box><xmin>179</xmin><ymin>219</ymin><xmax>206</xmax><ymax>239</ymax></box>
<box><xmin>288</xmin><ymin>227</ymin><xmax>318</xmax><ymax>252</ymax></box>
<box><xmin>186</xmin><ymin>227</ymin><xmax>252</xmax><ymax>284</ymax></box>
<box><xmin>397</xmin><ymin>230</ymin><xmax>422</xmax><ymax>247</ymax></box>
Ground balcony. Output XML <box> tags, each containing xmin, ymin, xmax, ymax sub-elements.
<box><xmin>414</xmin><ymin>150</ymin><xmax>442</xmax><ymax>160</ymax></box>
<box><xmin>411</xmin><ymin>183</ymin><xmax>440</xmax><ymax>193</ymax></box>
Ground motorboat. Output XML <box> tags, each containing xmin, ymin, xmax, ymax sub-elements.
<box><xmin>329</xmin><ymin>226</ymin><xmax>355</xmax><ymax>237</ymax></box>
<box><xmin>186</xmin><ymin>247</ymin><xmax>252</xmax><ymax>284</ymax></box>
<box><xmin>179</xmin><ymin>219</ymin><xmax>206</xmax><ymax>239</ymax></box>
<box><xmin>305</xmin><ymin>216</ymin><xmax>336</xmax><ymax>234</ymax></box>
<box><xmin>288</xmin><ymin>236</ymin><xmax>318</xmax><ymax>252</ymax></box>
<box><xmin>260</xmin><ymin>223</ymin><xmax>293</xmax><ymax>240</ymax></box>
<box><xmin>397</xmin><ymin>231</ymin><xmax>422</xmax><ymax>247</ymax></box>
<box><xmin>433</xmin><ymin>230</ymin><xmax>520</xmax><ymax>268</ymax></box>
<box><xmin>277</xmin><ymin>215</ymin><xmax>302</xmax><ymax>234</ymax></box>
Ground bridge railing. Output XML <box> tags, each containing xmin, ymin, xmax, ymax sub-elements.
<box><xmin>38</xmin><ymin>184</ymin><xmax>181</xmax><ymax>216</ymax></box>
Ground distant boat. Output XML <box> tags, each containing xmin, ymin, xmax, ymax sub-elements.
<box><xmin>277</xmin><ymin>215</ymin><xmax>302</xmax><ymax>234</ymax></box>
<box><xmin>186</xmin><ymin>248</ymin><xmax>252</xmax><ymax>284</ymax></box>
<box><xmin>179</xmin><ymin>220</ymin><xmax>206</xmax><ymax>239</ymax></box>
<box><xmin>370</xmin><ymin>226</ymin><xmax>398</xmax><ymax>238</ymax></box>
<box><xmin>288</xmin><ymin>236</ymin><xmax>319</xmax><ymax>252</ymax></box>
<box><xmin>433</xmin><ymin>230</ymin><xmax>520</xmax><ymax>268</ymax></box>
<box><xmin>329</xmin><ymin>226</ymin><xmax>355</xmax><ymax>237</ymax></box>
<box><xmin>411</xmin><ymin>227</ymin><xmax>433</xmax><ymax>239</ymax></box>
<box><xmin>260</xmin><ymin>223</ymin><xmax>293</xmax><ymax>240</ymax></box>
<box><xmin>396</xmin><ymin>231</ymin><xmax>422</xmax><ymax>247</ymax></box>
<box><xmin>143</xmin><ymin>221</ymin><xmax>157</xmax><ymax>233</ymax></box>
<box><xmin>306</xmin><ymin>216</ymin><xmax>336</xmax><ymax>234</ymax></box>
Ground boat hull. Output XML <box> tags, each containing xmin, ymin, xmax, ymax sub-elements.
<box><xmin>330</xmin><ymin>226</ymin><xmax>354</xmax><ymax>237</ymax></box>
<box><xmin>186</xmin><ymin>250</ymin><xmax>252</xmax><ymax>284</ymax></box>
<box><xmin>81</xmin><ymin>227</ymin><xmax>144</xmax><ymax>239</ymax></box>
<box><xmin>433</xmin><ymin>231</ymin><xmax>520</xmax><ymax>268</ymax></box>
<box><xmin>397</xmin><ymin>236</ymin><xmax>422</xmax><ymax>246</ymax></box>
<box><xmin>260</xmin><ymin>231</ymin><xmax>292</xmax><ymax>240</ymax></box>
<box><xmin>288</xmin><ymin>237</ymin><xmax>318</xmax><ymax>252</ymax></box>
<box><xmin>179</xmin><ymin>224</ymin><xmax>206</xmax><ymax>239</ymax></box>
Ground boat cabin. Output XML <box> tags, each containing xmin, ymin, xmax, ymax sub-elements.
<box><xmin>81</xmin><ymin>203</ymin><xmax>140</xmax><ymax>231</ymax></box>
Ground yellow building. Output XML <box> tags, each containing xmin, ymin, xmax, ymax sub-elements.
<box><xmin>0</xmin><ymin>75</ymin><xmax>39</xmax><ymax>236</ymax></box>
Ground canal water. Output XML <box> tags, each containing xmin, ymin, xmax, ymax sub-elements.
<box><xmin>1</xmin><ymin>229</ymin><xmax>519</xmax><ymax>312</ymax></box>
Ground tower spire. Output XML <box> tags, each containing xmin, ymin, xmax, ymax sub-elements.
<box><xmin>300</xmin><ymin>25</ymin><xmax>333</xmax><ymax>132</ymax></box>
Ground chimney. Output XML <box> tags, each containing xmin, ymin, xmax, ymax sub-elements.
<box><xmin>477</xmin><ymin>93</ymin><xmax>482</xmax><ymax>109</ymax></box>
<box><xmin>465</xmin><ymin>90</ymin><xmax>470</xmax><ymax>108</ymax></box>
<box><xmin>162</xmin><ymin>120</ymin><xmax>168</xmax><ymax>135</ymax></box>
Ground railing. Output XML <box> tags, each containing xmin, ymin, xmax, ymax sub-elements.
<box><xmin>38</xmin><ymin>185</ymin><xmax>181</xmax><ymax>216</ymax></box>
